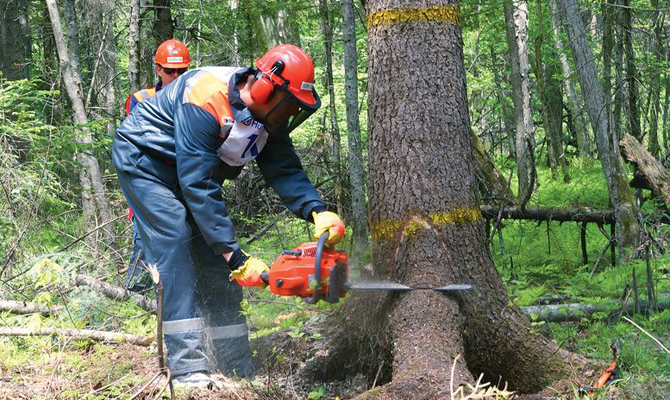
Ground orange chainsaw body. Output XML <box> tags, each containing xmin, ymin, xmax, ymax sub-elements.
<box><xmin>268</xmin><ymin>241</ymin><xmax>348</xmax><ymax>300</ymax></box>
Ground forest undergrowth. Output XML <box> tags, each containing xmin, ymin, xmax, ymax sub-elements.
<box><xmin>1</xmin><ymin>158</ymin><xmax>670</xmax><ymax>399</ymax></box>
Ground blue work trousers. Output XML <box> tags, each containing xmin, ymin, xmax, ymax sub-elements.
<box><xmin>116</xmin><ymin>153</ymin><xmax>254</xmax><ymax>378</ymax></box>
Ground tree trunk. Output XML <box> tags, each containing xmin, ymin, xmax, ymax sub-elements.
<box><xmin>302</xmin><ymin>2</ymin><xmax>571</xmax><ymax>396</ymax></box>
<box><xmin>151</xmin><ymin>0</ymin><xmax>173</xmax><ymax>45</ymax></box>
<box><xmin>647</xmin><ymin>0</ymin><xmax>662</xmax><ymax>157</ymax></box>
<box><xmin>342</xmin><ymin>0</ymin><xmax>369</xmax><ymax>266</ymax></box>
<box><xmin>244</xmin><ymin>0</ymin><xmax>270</xmax><ymax>52</ymax></box>
<box><xmin>229</xmin><ymin>0</ymin><xmax>240</xmax><ymax>66</ymax></box>
<box><xmin>318</xmin><ymin>0</ymin><xmax>342</xmax><ymax>216</ymax></box>
<box><xmin>0</xmin><ymin>0</ymin><xmax>31</xmax><ymax>80</ymax></box>
<box><xmin>533</xmin><ymin>1</ymin><xmax>568</xmax><ymax>182</ymax></box>
<box><xmin>128</xmin><ymin>0</ymin><xmax>141</xmax><ymax>93</ymax></box>
<box><xmin>602</xmin><ymin>0</ymin><xmax>613</xmax><ymax>136</ymax></box>
<box><xmin>490</xmin><ymin>46</ymin><xmax>516</xmax><ymax>157</ymax></box>
<box><xmin>622</xmin><ymin>0</ymin><xmax>641</xmax><ymax>142</ymax></box>
<box><xmin>46</xmin><ymin>0</ymin><xmax>117</xmax><ymax>251</ymax></box>
<box><xmin>557</xmin><ymin>0</ymin><xmax>640</xmax><ymax>259</ymax></box>
<box><xmin>504</xmin><ymin>0</ymin><xmax>536</xmax><ymax>207</ymax></box>
<box><xmin>613</xmin><ymin>2</ymin><xmax>625</xmax><ymax>141</ymax></box>
<box><xmin>472</xmin><ymin>131</ymin><xmax>516</xmax><ymax>203</ymax></box>
<box><xmin>549</xmin><ymin>0</ymin><xmax>589</xmax><ymax>156</ymax></box>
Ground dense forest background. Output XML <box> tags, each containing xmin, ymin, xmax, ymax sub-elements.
<box><xmin>1</xmin><ymin>0</ymin><xmax>669</xmax><ymax>398</ymax></box>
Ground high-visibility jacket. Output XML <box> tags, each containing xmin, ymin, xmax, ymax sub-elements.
<box><xmin>112</xmin><ymin>67</ymin><xmax>325</xmax><ymax>255</ymax></box>
<box><xmin>124</xmin><ymin>80</ymin><xmax>164</xmax><ymax>115</ymax></box>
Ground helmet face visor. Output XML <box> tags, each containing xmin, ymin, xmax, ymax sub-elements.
<box><xmin>261</xmin><ymin>86</ymin><xmax>321</xmax><ymax>135</ymax></box>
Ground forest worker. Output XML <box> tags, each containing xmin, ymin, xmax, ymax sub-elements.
<box><xmin>123</xmin><ymin>38</ymin><xmax>191</xmax><ymax>293</ymax></box>
<box><xmin>112</xmin><ymin>43</ymin><xmax>345</xmax><ymax>388</ymax></box>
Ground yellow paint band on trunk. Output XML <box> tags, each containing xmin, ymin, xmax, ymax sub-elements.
<box><xmin>371</xmin><ymin>207</ymin><xmax>482</xmax><ymax>240</ymax></box>
<box><xmin>367</xmin><ymin>5</ymin><xmax>461</xmax><ymax>30</ymax></box>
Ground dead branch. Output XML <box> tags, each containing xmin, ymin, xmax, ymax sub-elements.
<box><xmin>75</xmin><ymin>274</ymin><xmax>156</xmax><ymax>312</ymax></box>
<box><xmin>0</xmin><ymin>327</ymin><xmax>153</xmax><ymax>346</ymax></box>
<box><xmin>620</xmin><ymin>134</ymin><xmax>670</xmax><ymax>203</ymax></box>
<box><xmin>480</xmin><ymin>205</ymin><xmax>615</xmax><ymax>224</ymax></box>
<box><xmin>0</xmin><ymin>300</ymin><xmax>64</xmax><ymax>315</ymax></box>
<box><xmin>521</xmin><ymin>294</ymin><xmax>670</xmax><ymax>323</ymax></box>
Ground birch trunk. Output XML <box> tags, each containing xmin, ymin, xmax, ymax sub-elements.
<box><xmin>557</xmin><ymin>0</ymin><xmax>640</xmax><ymax>258</ymax></box>
<box><xmin>46</xmin><ymin>0</ymin><xmax>117</xmax><ymax>250</ymax></box>
<box><xmin>504</xmin><ymin>0</ymin><xmax>535</xmax><ymax>207</ymax></box>
<box><xmin>342</xmin><ymin>0</ymin><xmax>369</xmax><ymax>265</ymax></box>
<box><xmin>549</xmin><ymin>0</ymin><xmax>589</xmax><ymax>155</ymax></box>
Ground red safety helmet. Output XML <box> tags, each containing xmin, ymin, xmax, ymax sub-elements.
<box><xmin>250</xmin><ymin>44</ymin><xmax>321</xmax><ymax>135</ymax></box>
<box><xmin>154</xmin><ymin>39</ymin><xmax>191</xmax><ymax>68</ymax></box>
<box><xmin>251</xmin><ymin>44</ymin><xmax>319</xmax><ymax>110</ymax></box>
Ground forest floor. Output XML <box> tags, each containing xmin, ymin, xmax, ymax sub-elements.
<box><xmin>2</xmin><ymin>161</ymin><xmax>670</xmax><ymax>399</ymax></box>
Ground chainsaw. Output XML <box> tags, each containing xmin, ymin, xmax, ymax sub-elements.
<box><xmin>260</xmin><ymin>232</ymin><xmax>473</xmax><ymax>304</ymax></box>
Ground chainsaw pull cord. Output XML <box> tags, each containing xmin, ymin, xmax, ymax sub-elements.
<box><xmin>305</xmin><ymin>231</ymin><xmax>329</xmax><ymax>304</ymax></box>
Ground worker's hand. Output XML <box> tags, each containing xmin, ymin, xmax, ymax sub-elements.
<box><xmin>312</xmin><ymin>211</ymin><xmax>345</xmax><ymax>245</ymax></box>
<box><xmin>227</xmin><ymin>249</ymin><xmax>269</xmax><ymax>288</ymax></box>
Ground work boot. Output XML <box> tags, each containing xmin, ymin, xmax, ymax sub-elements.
<box><xmin>172</xmin><ymin>372</ymin><xmax>213</xmax><ymax>389</ymax></box>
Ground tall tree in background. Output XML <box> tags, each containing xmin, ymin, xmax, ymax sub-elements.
<box><xmin>128</xmin><ymin>0</ymin><xmax>141</xmax><ymax>93</ymax></box>
<box><xmin>504</xmin><ymin>0</ymin><xmax>535</xmax><ymax>207</ymax></box>
<box><xmin>318</xmin><ymin>0</ymin><xmax>342</xmax><ymax>215</ymax></box>
<box><xmin>622</xmin><ymin>0</ymin><xmax>641</xmax><ymax>142</ymax></box>
<box><xmin>557</xmin><ymin>0</ymin><xmax>640</xmax><ymax>258</ymax></box>
<box><xmin>152</xmin><ymin>0</ymin><xmax>173</xmax><ymax>45</ymax></box>
<box><xmin>308</xmin><ymin>2</ymin><xmax>570</xmax><ymax>396</ymax></box>
<box><xmin>45</xmin><ymin>0</ymin><xmax>117</xmax><ymax>250</ymax></box>
<box><xmin>342</xmin><ymin>0</ymin><xmax>368</xmax><ymax>264</ymax></box>
<box><xmin>533</xmin><ymin>1</ymin><xmax>568</xmax><ymax>182</ymax></box>
<box><xmin>549</xmin><ymin>0</ymin><xmax>589</xmax><ymax>156</ymax></box>
<box><xmin>648</xmin><ymin>0</ymin><xmax>662</xmax><ymax>157</ymax></box>
<box><xmin>1</xmin><ymin>0</ymin><xmax>31</xmax><ymax>80</ymax></box>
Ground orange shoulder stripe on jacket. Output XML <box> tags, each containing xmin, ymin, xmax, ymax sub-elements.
<box><xmin>184</xmin><ymin>72</ymin><xmax>233</xmax><ymax>125</ymax></box>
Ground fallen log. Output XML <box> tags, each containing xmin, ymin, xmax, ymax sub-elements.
<box><xmin>480</xmin><ymin>205</ymin><xmax>615</xmax><ymax>224</ymax></box>
<box><xmin>0</xmin><ymin>327</ymin><xmax>153</xmax><ymax>346</ymax></box>
<box><xmin>75</xmin><ymin>274</ymin><xmax>156</xmax><ymax>312</ymax></box>
<box><xmin>521</xmin><ymin>294</ymin><xmax>670</xmax><ymax>323</ymax></box>
<box><xmin>620</xmin><ymin>134</ymin><xmax>670</xmax><ymax>203</ymax></box>
<box><xmin>0</xmin><ymin>300</ymin><xmax>64</xmax><ymax>315</ymax></box>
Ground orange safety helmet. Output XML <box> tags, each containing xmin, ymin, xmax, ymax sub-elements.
<box><xmin>154</xmin><ymin>39</ymin><xmax>191</xmax><ymax>68</ymax></box>
<box><xmin>251</xmin><ymin>44</ymin><xmax>319</xmax><ymax>110</ymax></box>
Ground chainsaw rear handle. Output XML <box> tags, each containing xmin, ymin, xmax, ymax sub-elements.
<box><xmin>258</xmin><ymin>231</ymin><xmax>330</xmax><ymax>303</ymax></box>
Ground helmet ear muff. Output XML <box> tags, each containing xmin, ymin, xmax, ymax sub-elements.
<box><xmin>250</xmin><ymin>74</ymin><xmax>275</xmax><ymax>104</ymax></box>
<box><xmin>250</xmin><ymin>60</ymin><xmax>286</xmax><ymax>104</ymax></box>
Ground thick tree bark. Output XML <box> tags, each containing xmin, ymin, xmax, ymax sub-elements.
<box><xmin>46</xmin><ymin>0</ymin><xmax>117</xmax><ymax>251</ymax></box>
<box><xmin>128</xmin><ymin>0</ymin><xmax>141</xmax><ymax>93</ymax></box>
<box><xmin>0</xmin><ymin>0</ymin><xmax>31</xmax><ymax>80</ymax></box>
<box><xmin>342</xmin><ymin>0</ymin><xmax>369</xmax><ymax>265</ymax></box>
<box><xmin>318</xmin><ymin>0</ymin><xmax>342</xmax><ymax>215</ymax></box>
<box><xmin>557</xmin><ymin>0</ymin><xmax>640</xmax><ymax>259</ymax></box>
<box><xmin>504</xmin><ymin>0</ymin><xmax>535</xmax><ymax>207</ymax></box>
<box><xmin>549</xmin><ymin>0</ymin><xmax>589</xmax><ymax>156</ymax></box>
<box><xmin>151</xmin><ymin>0</ymin><xmax>173</xmax><ymax>45</ymax></box>
<box><xmin>301</xmin><ymin>2</ymin><xmax>571</xmax><ymax>397</ymax></box>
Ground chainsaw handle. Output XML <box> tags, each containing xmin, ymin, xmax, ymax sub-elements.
<box><xmin>304</xmin><ymin>231</ymin><xmax>329</xmax><ymax>304</ymax></box>
<box><xmin>260</xmin><ymin>271</ymin><xmax>269</xmax><ymax>285</ymax></box>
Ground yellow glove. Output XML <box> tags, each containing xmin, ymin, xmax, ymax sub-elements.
<box><xmin>229</xmin><ymin>252</ymin><xmax>269</xmax><ymax>288</ymax></box>
<box><xmin>312</xmin><ymin>211</ymin><xmax>345</xmax><ymax>245</ymax></box>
